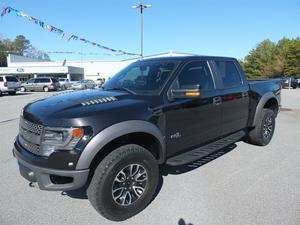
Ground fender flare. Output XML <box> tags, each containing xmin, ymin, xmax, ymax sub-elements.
<box><xmin>252</xmin><ymin>92</ymin><xmax>278</xmax><ymax>127</ymax></box>
<box><xmin>76</xmin><ymin>120</ymin><xmax>166</xmax><ymax>170</ymax></box>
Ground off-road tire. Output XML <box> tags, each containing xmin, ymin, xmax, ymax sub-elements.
<box><xmin>87</xmin><ymin>144</ymin><xmax>159</xmax><ymax>221</ymax></box>
<box><xmin>245</xmin><ymin>109</ymin><xmax>275</xmax><ymax>146</ymax></box>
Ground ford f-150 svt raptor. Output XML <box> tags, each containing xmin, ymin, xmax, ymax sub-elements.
<box><xmin>13</xmin><ymin>56</ymin><xmax>281</xmax><ymax>221</ymax></box>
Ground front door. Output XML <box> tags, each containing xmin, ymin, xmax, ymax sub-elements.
<box><xmin>165</xmin><ymin>60</ymin><xmax>222</xmax><ymax>157</ymax></box>
<box><xmin>26</xmin><ymin>78</ymin><xmax>35</xmax><ymax>91</ymax></box>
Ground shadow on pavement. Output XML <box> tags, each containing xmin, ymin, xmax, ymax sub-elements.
<box><xmin>0</xmin><ymin>92</ymin><xmax>33</xmax><ymax>97</ymax></box>
<box><xmin>178</xmin><ymin>218</ymin><xmax>193</xmax><ymax>225</ymax></box>
<box><xmin>14</xmin><ymin>92</ymin><xmax>33</xmax><ymax>96</ymax></box>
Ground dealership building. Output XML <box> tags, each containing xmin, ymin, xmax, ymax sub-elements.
<box><xmin>0</xmin><ymin>52</ymin><xmax>192</xmax><ymax>82</ymax></box>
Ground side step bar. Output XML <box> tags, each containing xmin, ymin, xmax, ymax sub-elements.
<box><xmin>166</xmin><ymin>130</ymin><xmax>245</xmax><ymax>166</ymax></box>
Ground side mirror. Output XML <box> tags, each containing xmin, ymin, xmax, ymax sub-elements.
<box><xmin>171</xmin><ymin>85</ymin><xmax>201</xmax><ymax>99</ymax></box>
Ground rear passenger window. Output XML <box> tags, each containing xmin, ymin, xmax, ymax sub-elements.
<box><xmin>176</xmin><ymin>61</ymin><xmax>214</xmax><ymax>91</ymax></box>
<box><xmin>39</xmin><ymin>78</ymin><xmax>50</xmax><ymax>83</ymax></box>
<box><xmin>215</xmin><ymin>61</ymin><xmax>242</xmax><ymax>88</ymax></box>
<box><xmin>0</xmin><ymin>77</ymin><xmax>3</xmax><ymax>82</ymax></box>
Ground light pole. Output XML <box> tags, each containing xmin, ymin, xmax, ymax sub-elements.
<box><xmin>132</xmin><ymin>3</ymin><xmax>152</xmax><ymax>58</ymax></box>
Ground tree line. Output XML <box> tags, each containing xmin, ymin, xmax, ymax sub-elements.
<box><xmin>241</xmin><ymin>37</ymin><xmax>300</xmax><ymax>79</ymax></box>
<box><xmin>0</xmin><ymin>35</ymin><xmax>50</xmax><ymax>67</ymax></box>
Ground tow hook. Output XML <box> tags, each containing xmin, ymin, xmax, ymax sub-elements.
<box><xmin>28</xmin><ymin>182</ymin><xmax>36</xmax><ymax>188</ymax></box>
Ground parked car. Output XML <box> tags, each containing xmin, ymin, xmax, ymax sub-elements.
<box><xmin>0</xmin><ymin>75</ymin><xmax>21</xmax><ymax>96</ymax></box>
<box><xmin>13</xmin><ymin>56</ymin><xmax>281</xmax><ymax>221</ymax></box>
<box><xmin>58</xmin><ymin>78</ymin><xmax>72</xmax><ymax>90</ymax></box>
<box><xmin>95</xmin><ymin>78</ymin><xmax>106</xmax><ymax>87</ymax></box>
<box><xmin>71</xmin><ymin>79</ymin><xmax>96</xmax><ymax>90</ymax></box>
<box><xmin>281</xmin><ymin>77</ymin><xmax>298</xmax><ymax>89</ymax></box>
<box><xmin>295</xmin><ymin>78</ymin><xmax>300</xmax><ymax>88</ymax></box>
<box><xmin>20</xmin><ymin>77</ymin><xmax>60</xmax><ymax>92</ymax></box>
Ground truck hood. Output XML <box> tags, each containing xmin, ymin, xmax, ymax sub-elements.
<box><xmin>23</xmin><ymin>89</ymin><xmax>160</xmax><ymax>128</ymax></box>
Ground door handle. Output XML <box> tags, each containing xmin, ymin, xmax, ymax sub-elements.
<box><xmin>213</xmin><ymin>97</ymin><xmax>222</xmax><ymax>106</ymax></box>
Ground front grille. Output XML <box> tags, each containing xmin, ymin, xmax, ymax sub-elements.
<box><xmin>20</xmin><ymin>118</ymin><xmax>43</xmax><ymax>135</ymax></box>
<box><xmin>19</xmin><ymin>135</ymin><xmax>41</xmax><ymax>155</ymax></box>
<box><xmin>19</xmin><ymin>117</ymin><xmax>44</xmax><ymax>156</ymax></box>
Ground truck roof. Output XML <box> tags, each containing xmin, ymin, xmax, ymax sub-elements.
<box><xmin>139</xmin><ymin>55</ymin><xmax>237</xmax><ymax>62</ymax></box>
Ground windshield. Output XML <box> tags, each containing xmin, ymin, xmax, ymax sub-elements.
<box><xmin>103</xmin><ymin>60</ymin><xmax>180</xmax><ymax>95</ymax></box>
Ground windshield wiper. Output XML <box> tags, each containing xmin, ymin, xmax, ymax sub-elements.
<box><xmin>106</xmin><ymin>87</ymin><xmax>136</xmax><ymax>95</ymax></box>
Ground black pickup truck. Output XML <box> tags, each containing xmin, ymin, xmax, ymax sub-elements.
<box><xmin>13</xmin><ymin>56</ymin><xmax>281</xmax><ymax>221</ymax></box>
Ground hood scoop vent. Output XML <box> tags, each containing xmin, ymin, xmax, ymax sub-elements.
<box><xmin>81</xmin><ymin>96</ymin><xmax>118</xmax><ymax>106</ymax></box>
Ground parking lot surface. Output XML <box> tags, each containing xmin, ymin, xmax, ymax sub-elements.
<box><xmin>0</xmin><ymin>90</ymin><xmax>299</xmax><ymax>225</ymax></box>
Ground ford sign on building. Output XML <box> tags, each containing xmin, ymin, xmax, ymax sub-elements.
<box><xmin>16</xmin><ymin>68</ymin><xmax>25</xmax><ymax>72</ymax></box>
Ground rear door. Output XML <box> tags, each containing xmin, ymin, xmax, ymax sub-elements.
<box><xmin>165</xmin><ymin>60</ymin><xmax>222</xmax><ymax>156</ymax></box>
<box><xmin>213</xmin><ymin>60</ymin><xmax>250</xmax><ymax>136</ymax></box>
<box><xmin>40</xmin><ymin>78</ymin><xmax>51</xmax><ymax>91</ymax></box>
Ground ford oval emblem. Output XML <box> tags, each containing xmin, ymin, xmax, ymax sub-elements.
<box><xmin>17</xmin><ymin>68</ymin><xmax>24</xmax><ymax>72</ymax></box>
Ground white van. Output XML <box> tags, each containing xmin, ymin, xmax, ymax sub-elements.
<box><xmin>0</xmin><ymin>75</ymin><xmax>21</xmax><ymax>96</ymax></box>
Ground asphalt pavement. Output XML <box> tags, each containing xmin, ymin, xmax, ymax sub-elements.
<box><xmin>0</xmin><ymin>89</ymin><xmax>299</xmax><ymax>225</ymax></box>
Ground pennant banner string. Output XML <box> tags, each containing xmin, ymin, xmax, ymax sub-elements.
<box><xmin>0</xmin><ymin>50</ymin><xmax>124</xmax><ymax>56</ymax></box>
<box><xmin>0</xmin><ymin>6</ymin><xmax>139</xmax><ymax>56</ymax></box>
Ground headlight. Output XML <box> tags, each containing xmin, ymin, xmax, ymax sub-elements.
<box><xmin>41</xmin><ymin>127</ymin><xmax>92</xmax><ymax>156</ymax></box>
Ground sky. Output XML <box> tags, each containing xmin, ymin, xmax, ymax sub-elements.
<box><xmin>0</xmin><ymin>0</ymin><xmax>299</xmax><ymax>61</ymax></box>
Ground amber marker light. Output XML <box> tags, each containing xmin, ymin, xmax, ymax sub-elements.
<box><xmin>185</xmin><ymin>92</ymin><xmax>201</xmax><ymax>97</ymax></box>
<box><xmin>72</xmin><ymin>128</ymin><xmax>84</xmax><ymax>137</ymax></box>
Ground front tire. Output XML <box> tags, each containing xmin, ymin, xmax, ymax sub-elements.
<box><xmin>87</xmin><ymin>144</ymin><xmax>159</xmax><ymax>221</ymax></box>
<box><xmin>245</xmin><ymin>109</ymin><xmax>275</xmax><ymax>146</ymax></box>
<box><xmin>20</xmin><ymin>86</ymin><xmax>26</xmax><ymax>92</ymax></box>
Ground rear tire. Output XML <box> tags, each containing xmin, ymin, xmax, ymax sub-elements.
<box><xmin>245</xmin><ymin>109</ymin><xmax>275</xmax><ymax>146</ymax></box>
<box><xmin>0</xmin><ymin>91</ymin><xmax>2</xmax><ymax>96</ymax></box>
<box><xmin>87</xmin><ymin>144</ymin><xmax>159</xmax><ymax>221</ymax></box>
<box><xmin>43</xmin><ymin>86</ymin><xmax>49</xmax><ymax>92</ymax></box>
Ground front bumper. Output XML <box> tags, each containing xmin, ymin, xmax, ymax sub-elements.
<box><xmin>13</xmin><ymin>147</ymin><xmax>89</xmax><ymax>191</ymax></box>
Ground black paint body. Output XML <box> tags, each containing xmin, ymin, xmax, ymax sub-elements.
<box><xmin>15</xmin><ymin>56</ymin><xmax>281</xmax><ymax>170</ymax></box>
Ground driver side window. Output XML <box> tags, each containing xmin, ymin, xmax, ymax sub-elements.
<box><xmin>27</xmin><ymin>79</ymin><xmax>35</xmax><ymax>84</ymax></box>
<box><xmin>175</xmin><ymin>61</ymin><xmax>214</xmax><ymax>90</ymax></box>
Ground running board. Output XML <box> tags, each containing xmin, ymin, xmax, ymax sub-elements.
<box><xmin>166</xmin><ymin>130</ymin><xmax>245</xmax><ymax>166</ymax></box>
